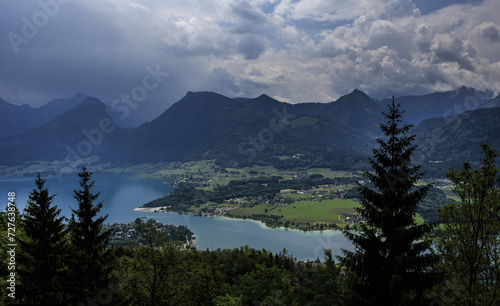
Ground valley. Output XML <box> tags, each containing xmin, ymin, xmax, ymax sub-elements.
<box><xmin>0</xmin><ymin>88</ymin><xmax>495</xmax><ymax>232</ymax></box>
<box><xmin>28</xmin><ymin>159</ymin><xmax>440</xmax><ymax>232</ymax></box>
<box><xmin>3</xmin><ymin>1</ymin><xmax>500</xmax><ymax>303</ymax></box>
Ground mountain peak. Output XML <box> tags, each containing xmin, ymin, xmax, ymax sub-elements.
<box><xmin>74</xmin><ymin>92</ymin><xmax>89</xmax><ymax>100</ymax></box>
<box><xmin>150</xmin><ymin>91</ymin><xmax>248</xmax><ymax>130</ymax></box>
<box><xmin>378</xmin><ymin>86</ymin><xmax>495</xmax><ymax>124</ymax></box>
<box><xmin>0</xmin><ymin>93</ymin><xmax>89</xmax><ymax>138</ymax></box>
<box><xmin>256</xmin><ymin>93</ymin><xmax>273</xmax><ymax>100</ymax></box>
<box><xmin>453</xmin><ymin>86</ymin><xmax>494</xmax><ymax>100</ymax></box>
<box><xmin>184</xmin><ymin>91</ymin><xmax>222</xmax><ymax>98</ymax></box>
<box><xmin>309</xmin><ymin>89</ymin><xmax>383</xmax><ymax>136</ymax></box>
<box><xmin>54</xmin><ymin>97</ymin><xmax>109</xmax><ymax>122</ymax></box>
<box><xmin>252</xmin><ymin>93</ymin><xmax>283</xmax><ymax>104</ymax></box>
<box><xmin>457</xmin><ymin>85</ymin><xmax>474</xmax><ymax>92</ymax></box>
<box><xmin>336</xmin><ymin>89</ymin><xmax>373</xmax><ymax>105</ymax></box>
<box><xmin>0</xmin><ymin>96</ymin><xmax>121</xmax><ymax>164</ymax></box>
<box><xmin>177</xmin><ymin>91</ymin><xmax>234</xmax><ymax>109</ymax></box>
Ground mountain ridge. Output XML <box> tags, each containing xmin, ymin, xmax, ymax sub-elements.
<box><xmin>379</xmin><ymin>86</ymin><xmax>495</xmax><ymax>124</ymax></box>
<box><xmin>413</xmin><ymin>106</ymin><xmax>500</xmax><ymax>164</ymax></box>
<box><xmin>0</xmin><ymin>97</ymin><xmax>124</xmax><ymax>164</ymax></box>
<box><xmin>0</xmin><ymin>93</ymin><xmax>88</xmax><ymax>138</ymax></box>
<box><xmin>0</xmin><ymin>89</ymin><xmax>498</xmax><ymax>176</ymax></box>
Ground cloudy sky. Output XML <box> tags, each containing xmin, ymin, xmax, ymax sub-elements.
<box><xmin>1</xmin><ymin>0</ymin><xmax>499</xmax><ymax>120</ymax></box>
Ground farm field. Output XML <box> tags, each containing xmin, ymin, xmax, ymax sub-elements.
<box><xmin>229</xmin><ymin>198</ymin><xmax>425</xmax><ymax>228</ymax></box>
<box><xmin>230</xmin><ymin>199</ymin><xmax>361</xmax><ymax>226</ymax></box>
<box><xmin>306</xmin><ymin>168</ymin><xmax>362</xmax><ymax>178</ymax></box>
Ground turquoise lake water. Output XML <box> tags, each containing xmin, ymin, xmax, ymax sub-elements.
<box><xmin>0</xmin><ymin>174</ymin><xmax>353</xmax><ymax>261</ymax></box>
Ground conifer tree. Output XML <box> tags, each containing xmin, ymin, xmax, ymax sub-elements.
<box><xmin>68</xmin><ymin>166</ymin><xmax>113</xmax><ymax>303</ymax></box>
<box><xmin>340</xmin><ymin>98</ymin><xmax>439</xmax><ymax>305</ymax></box>
<box><xmin>17</xmin><ymin>173</ymin><xmax>70</xmax><ymax>305</ymax></box>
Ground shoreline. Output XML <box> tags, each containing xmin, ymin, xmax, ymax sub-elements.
<box><xmin>137</xmin><ymin>207</ymin><xmax>345</xmax><ymax>234</ymax></box>
<box><xmin>133</xmin><ymin>206</ymin><xmax>169</xmax><ymax>212</ymax></box>
<box><xmin>222</xmin><ymin>215</ymin><xmax>345</xmax><ymax>234</ymax></box>
<box><xmin>130</xmin><ymin>207</ymin><xmax>197</xmax><ymax>247</ymax></box>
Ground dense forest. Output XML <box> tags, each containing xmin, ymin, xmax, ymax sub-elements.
<box><xmin>1</xmin><ymin>103</ymin><xmax>498</xmax><ymax>305</ymax></box>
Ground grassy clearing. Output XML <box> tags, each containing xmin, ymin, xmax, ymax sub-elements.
<box><xmin>331</xmin><ymin>184</ymin><xmax>357</xmax><ymax>191</ymax></box>
<box><xmin>241</xmin><ymin>165</ymin><xmax>278</xmax><ymax>173</ymax></box>
<box><xmin>306</xmin><ymin>168</ymin><xmax>362</xmax><ymax>178</ymax></box>
<box><xmin>281</xmin><ymin>193</ymin><xmax>311</xmax><ymax>200</ymax></box>
<box><xmin>280</xmin><ymin>199</ymin><xmax>360</xmax><ymax>223</ymax></box>
<box><xmin>230</xmin><ymin>198</ymin><xmax>425</xmax><ymax>227</ymax></box>
<box><xmin>196</xmin><ymin>186</ymin><xmax>215</xmax><ymax>191</ymax></box>
<box><xmin>275</xmin><ymin>156</ymin><xmax>291</xmax><ymax>161</ymax></box>
<box><xmin>414</xmin><ymin>214</ymin><xmax>425</xmax><ymax>225</ymax></box>
<box><xmin>230</xmin><ymin>199</ymin><xmax>361</xmax><ymax>225</ymax></box>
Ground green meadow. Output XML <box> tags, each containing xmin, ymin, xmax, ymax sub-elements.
<box><xmin>229</xmin><ymin>198</ymin><xmax>425</xmax><ymax>227</ymax></box>
<box><xmin>230</xmin><ymin>198</ymin><xmax>362</xmax><ymax>226</ymax></box>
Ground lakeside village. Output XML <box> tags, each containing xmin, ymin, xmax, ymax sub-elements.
<box><xmin>139</xmin><ymin>160</ymin><xmax>457</xmax><ymax>231</ymax></box>
<box><xmin>222</xmin><ymin>187</ymin><xmax>366</xmax><ymax>227</ymax></box>
<box><xmin>105</xmin><ymin>218</ymin><xmax>197</xmax><ymax>250</ymax></box>
<box><xmin>148</xmin><ymin>182</ymin><xmax>368</xmax><ymax>231</ymax></box>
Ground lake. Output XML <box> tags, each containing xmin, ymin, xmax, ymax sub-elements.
<box><xmin>0</xmin><ymin>174</ymin><xmax>353</xmax><ymax>261</ymax></box>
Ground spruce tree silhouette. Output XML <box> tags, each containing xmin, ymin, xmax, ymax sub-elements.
<box><xmin>340</xmin><ymin>97</ymin><xmax>439</xmax><ymax>305</ymax></box>
<box><xmin>18</xmin><ymin>173</ymin><xmax>70</xmax><ymax>305</ymax></box>
<box><xmin>68</xmin><ymin>166</ymin><xmax>113</xmax><ymax>304</ymax></box>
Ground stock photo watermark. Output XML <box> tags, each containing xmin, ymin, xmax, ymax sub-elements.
<box><xmin>51</xmin><ymin>64</ymin><xmax>169</xmax><ymax>180</ymax></box>
<box><xmin>6</xmin><ymin>192</ymin><xmax>17</xmax><ymax>299</ymax></box>
<box><xmin>79</xmin><ymin>269</ymin><xmax>129</xmax><ymax>306</ymax></box>
<box><xmin>238</xmin><ymin>106</ymin><xmax>296</xmax><ymax>161</ymax></box>
<box><xmin>110</xmin><ymin>65</ymin><xmax>170</xmax><ymax>120</ymax></box>
<box><xmin>7</xmin><ymin>0</ymin><xmax>71</xmax><ymax>54</ymax></box>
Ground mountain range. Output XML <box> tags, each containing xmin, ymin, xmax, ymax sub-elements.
<box><xmin>0</xmin><ymin>98</ymin><xmax>125</xmax><ymax>165</ymax></box>
<box><xmin>378</xmin><ymin>86</ymin><xmax>496</xmax><ymax>124</ymax></box>
<box><xmin>0</xmin><ymin>87</ymin><xmax>498</xmax><ymax>176</ymax></box>
<box><xmin>0</xmin><ymin>93</ymin><xmax>88</xmax><ymax>139</ymax></box>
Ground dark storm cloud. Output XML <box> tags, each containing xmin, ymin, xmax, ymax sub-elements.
<box><xmin>237</xmin><ymin>35</ymin><xmax>267</xmax><ymax>60</ymax></box>
<box><xmin>431</xmin><ymin>38</ymin><xmax>476</xmax><ymax>71</ymax></box>
<box><xmin>229</xmin><ymin>1</ymin><xmax>270</xmax><ymax>34</ymax></box>
<box><xmin>1</xmin><ymin>1</ymin><xmax>159</xmax><ymax>104</ymax></box>
<box><xmin>0</xmin><ymin>0</ymin><xmax>498</xmax><ymax>112</ymax></box>
<box><xmin>476</xmin><ymin>22</ymin><xmax>500</xmax><ymax>43</ymax></box>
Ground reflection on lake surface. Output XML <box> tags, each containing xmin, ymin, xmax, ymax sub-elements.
<box><xmin>0</xmin><ymin>174</ymin><xmax>353</xmax><ymax>261</ymax></box>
